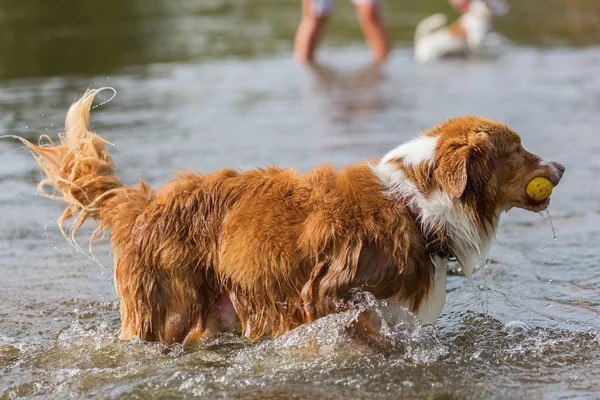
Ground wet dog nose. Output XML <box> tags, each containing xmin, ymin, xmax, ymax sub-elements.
<box><xmin>551</xmin><ymin>161</ymin><xmax>565</xmax><ymax>185</ymax></box>
<box><xmin>553</xmin><ymin>161</ymin><xmax>565</xmax><ymax>176</ymax></box>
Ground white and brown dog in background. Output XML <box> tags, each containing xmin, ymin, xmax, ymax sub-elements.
<box><xmin>414</xmin><ymin>0</ymin><xmax>509</xmax><ymax>64</ymax></box>
<box><xmin>17</xmin><ymin>90</ymin><xmax>563</xmax><ymax>345</ymax></box>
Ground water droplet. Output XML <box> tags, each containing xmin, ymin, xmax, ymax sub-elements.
<box><xmin>546</xmin><ymin>210</ymin><xmax>558</xmax><ymax>240</ymax></box>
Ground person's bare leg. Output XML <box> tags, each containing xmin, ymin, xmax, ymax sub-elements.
<box><xmin>294</xmin><ymin>0</ymin><xmax>329</xmax><ymax>64</ymax></box>
<box><xmin>355</xmin><ymin>3</ymin><xmax>390</xmax><ymax>64</ymax></box>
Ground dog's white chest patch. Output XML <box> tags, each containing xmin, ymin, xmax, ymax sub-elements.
<box><xmin>393</xmin><ymin>256</ymin><xmax>447</xmax><ymax>326</ymax></box>
<box><xmin>415</xmin><ymin>256</ymin><xmax>448</xmax><ymax>325</ymax></box>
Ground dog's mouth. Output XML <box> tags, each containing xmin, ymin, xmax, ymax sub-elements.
<box><xmin>507</xmin><ymin>196</ymin><xmax>551</xmax><ymax>213</ymax></box>
<box><xmin>516</xmin><ymin>175</ymin><xmax>552</xmax><ymax>213</ymax></box>
<box><xmin>515</xmin><ymin>165</ymin><xmax>563</xmax><ymax>213</ymax></box>
<box><xmin>520</xmin><ymin>197</ymin><xmax>551</xmax><ymax>213</ymax></box>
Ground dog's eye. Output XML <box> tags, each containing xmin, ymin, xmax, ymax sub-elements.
<box><xmin>501</xmin><ymin>146</ymin><xmax>518</xmax><ymax>158</ymax></box>
<box><xmin>510</xmin><ymin>145</ymin><xmax>523</xmax><ymax>155</ymax></box>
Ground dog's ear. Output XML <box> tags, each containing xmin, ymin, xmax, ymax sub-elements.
<box><xmin>434</xmin><ymin>125</ymin><xmax>490</xmax><ymax>199</ymax></box>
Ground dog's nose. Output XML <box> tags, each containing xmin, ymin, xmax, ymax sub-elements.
<box><xmin>551</xmin><ymin>161</ymin><xmax>565</xmax><ymax>185</ymax></box>
<box><xmin>553</xmin><ymin>161</ymin><xmax>565</xmax><ymax>176</ymax></box>
<box><xmin>554</xmin><ymin>162</ymin><xmax>565</xmax><ymax>174</ymax></box>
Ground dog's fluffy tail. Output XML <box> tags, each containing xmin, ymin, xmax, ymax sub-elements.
<box><xmin>16</xmin><ymin>89</ymin><xmax>150</xmax><ymax>241</ymax></box>
<box><xmin>414</xmin><ymin>13</ymin><xmax>447</xmax><ymax>42</ymax></box>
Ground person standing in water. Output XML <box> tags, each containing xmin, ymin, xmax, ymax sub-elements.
<box><xmin>294</xmin><ymin>0</ymin><xmax>390</xmax><ymax>65</ymax></box>
<box><xmin>293</xmin><ymin>0</ymin><xmax>476</xmax><ymax>65</ymax></box>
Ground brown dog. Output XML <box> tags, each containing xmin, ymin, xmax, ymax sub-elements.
<box><xmin>18</xmin><ymin>90</ymin><xmax>564</xmax><ymax>345</ymax></box>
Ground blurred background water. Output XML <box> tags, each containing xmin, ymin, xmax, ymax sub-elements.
<box><xmin>1</xmin><ymin>0</ymin><xmax>600</xmax><ymax>399</ymax></box>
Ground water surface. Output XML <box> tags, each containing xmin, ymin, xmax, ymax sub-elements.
<box><xmin>1</xmin><ymin>1</ymin><xmax>600</xmax><ymax>398</ymax></box>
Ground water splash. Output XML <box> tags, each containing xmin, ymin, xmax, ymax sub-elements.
<box><xmin>226</xmin><ymin>291</ymin><xmax>448</xmax><ymax>382</ymax></box>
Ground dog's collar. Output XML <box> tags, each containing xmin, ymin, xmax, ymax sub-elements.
<box><xmin>394</xmin><ymin>192</ymin><xmax>452</xmax><ymax>258</ymax></box>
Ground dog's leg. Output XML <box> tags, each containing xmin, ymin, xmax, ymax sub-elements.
<box><xmin>344</xmin><ymin>309</ymin><xmax>389</xmax><ymax>349</ymax></box>
<box><xmin>301</xmin><ymin>258</ymin><xmax>330</xmax><ymax>323</ymax></box>
<box><xmin>303</xmin><ymin>302</ymin><xmax>318</xmax><ymax>323</ymax></box>
<box><xmin>183</xmin><ymin>318</ymin><xmax>210</xmax><ymax>346</ymax></box>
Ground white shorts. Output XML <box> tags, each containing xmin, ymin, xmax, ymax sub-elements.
<box><xmin>311</xmin><ymin>0</ymin><xmax>378</xmax><ymax>16</ymax></box>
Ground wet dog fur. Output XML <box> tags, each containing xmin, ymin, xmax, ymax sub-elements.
<box><xmin>17</xmin><ymin>90</ymin><xmax>564</xmax><ymax>345</ymax></box>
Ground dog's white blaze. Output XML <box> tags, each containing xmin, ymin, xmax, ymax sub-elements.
<box><xmin>539</xmin><ymin>158</ymin><xmax>551</xmax><ymax>167</ymax></box>
<box><xmin>539</xmin><ymin>158</ymin><xmax>558</xmax><ymax>174</ymax></box>
<box><xmin>539</xmin><ymin>158</ymin><xmax>564</xmax><ymax>183</ymax></box>
<box><xmin>380</xmin><ymin>135</ymin><xmax>438</xmax><ymax>167</ymax></box>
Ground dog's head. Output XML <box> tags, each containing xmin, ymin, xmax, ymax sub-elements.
<box><xmin>431</xmin><ymin>117</ymin><xmax>564</xmax><ymax>218</ymax></box>
<box><xmin>374</xmin><ymin>116</ymin><xmax>563</xmax><ymax>283</ymax></box>
<box><xmin>376</xmin><ymin>117</ymin><xmax>564</xmax><ymax>230</ymax></box>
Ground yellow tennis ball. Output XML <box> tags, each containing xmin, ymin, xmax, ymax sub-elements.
<box><xmin>526</xmin><ymin>177</ymin><xmax>553</xmax><ymax>201</ymax></box>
